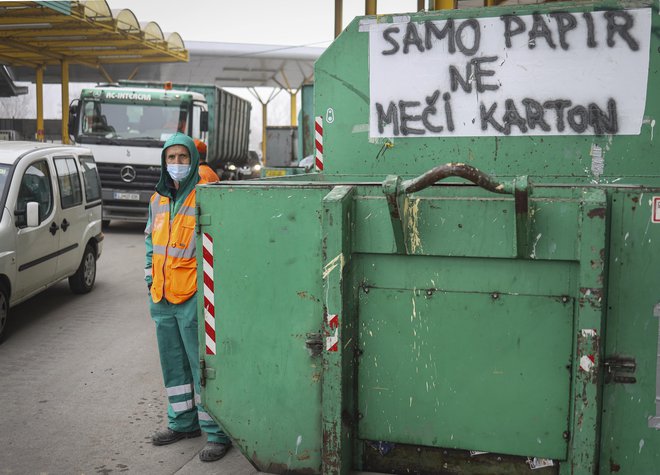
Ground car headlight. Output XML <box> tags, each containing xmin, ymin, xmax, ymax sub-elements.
<box><xmin>227</xmin><ymin>164</ymin><xmax>237</xmax><ymax>171</ymax></box>
<box><xmin>253</xmin><ymin>164</ymin><xmax>262</xmax><ymax>172</ymax></box>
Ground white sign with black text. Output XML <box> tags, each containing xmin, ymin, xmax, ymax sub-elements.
<box><xmin>369</xmin><ymin>8</ymin><xmax>651</xmax><ymax>138</ymax></box>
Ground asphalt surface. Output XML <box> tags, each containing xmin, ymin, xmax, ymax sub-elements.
<box><xmin>0</xmin><ymin>221</ymin><xmax>258</xmax><ymax>475</ymax></box>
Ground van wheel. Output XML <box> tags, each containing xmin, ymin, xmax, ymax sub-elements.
<box><xmin>69</xmin><ymin>245</ymin><xmax>97</xmax><ymax>294</ymax></box>
<box><xmin>0</xmin><ymin>283</ymin><xmax>8</xmax><ymax>342</ymax></box>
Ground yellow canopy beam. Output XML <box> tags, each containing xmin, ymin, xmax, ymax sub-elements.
<box><xmin>60</xmin><ymin>59</ymin><xmax>69</xmax><ymax>144</ymax></box>
<box><xmin>36</xmin><ymin>65</ymin><xmax>44</xmax><ymax>142</ymax></box>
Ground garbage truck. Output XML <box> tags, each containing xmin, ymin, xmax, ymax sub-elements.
<box><xmin>68</xmin><ymin>82</ymin><xmax>251</xmax><ymax>224</ymax></box>
<box><xmin>194</xmin><ymin>1</ymin><xmax>660</xmax><ymax>474</ymax></box>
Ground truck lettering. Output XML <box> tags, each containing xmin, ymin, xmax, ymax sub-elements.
<box><xmin>104</xmin><ymin>91</ymin><xmax>153</xmax><ymax>101</ymax></box>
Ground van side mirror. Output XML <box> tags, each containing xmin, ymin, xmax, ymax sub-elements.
<box><xmin>200</xmin><ymin>110</ymin><xmax>209</xmax><ymax>132</ymax></box>
<box><xmin>68</xmin><ymin>99</ymin><xmax>80</xmax><ymax>138</ymax></box>
<box><xmin>26</xmin><ymin>202</ymin><xmax>39</xmax><ymax>227</ymax></box>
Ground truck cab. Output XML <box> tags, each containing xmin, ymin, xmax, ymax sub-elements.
<box><xmin>69</xmin><ymin>85</ymin><xmax>208</xmax><ymax>224</ymax></box>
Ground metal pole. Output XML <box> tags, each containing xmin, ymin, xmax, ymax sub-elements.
<box><xmin>417</xmin><ymin>0</ymin><xmax>426</xmax><ymax>10</ymax></box>
<box><xmin>433</xmin><ymin>0</ymin><xmax>456</xmax><ymax>9</ymax></box>
<box><xmin>61</xmin><ymin>59</ymin><xmax>69</xmax><ymax>144</ymax></box>
<box><xmin>290</xmin><ymin>90</ymin><xmax>297</xmax><ymax>127</ymax></box>
<box><xmin>36</xmin><ymin>65</ymin><xmax>44</xmax><ymax>142</ymax></box>
<box><xmin>262</xmin><ymin>102</ymin><xmax>268</xmax><ymax>166</ymax></box>
<box><xmin>334</xmin><ymin>0</ymin><xmax>343</xmax><ymax>38</ymax></box>
<box><xmin>365</xmin><ymin>0</ymin><xmax>377</xmax><ymax>15</ymax></box>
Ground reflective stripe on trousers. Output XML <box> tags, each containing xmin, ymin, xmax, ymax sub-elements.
<box><xmin>150</xmin><ymin>294</ymin><xmax>229</xmax><ymax>443</ymax></box>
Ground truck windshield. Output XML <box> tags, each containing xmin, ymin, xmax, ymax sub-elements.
<box><xmin>78</xmin><ymin>100</ymin><xmax>189</xmax><ymax>143</ymax></box>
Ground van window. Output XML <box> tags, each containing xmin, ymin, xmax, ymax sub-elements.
<box><xmin>15</xmin><ymin>160</ymin><xmax>53</xmax><ymax>228</ymax></box>
<box><xmin>0</xmin><ymin>164</ymin><xmax>9</xmax><ymax>198</ymax></box>
<box><xmin>79</xmin><ymin>156</ymin><xmax>101</xmax><ymax>203</ymax></box>
<box><xmin>54</xmin><ymin>157</ymin><xmax>83</xmax><ymax>209</ymax></box>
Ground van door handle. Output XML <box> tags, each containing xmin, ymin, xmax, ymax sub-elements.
<box><xmin>49</xmin><ymin>222</ymin><xmax>59</xmax><ymax>235</ymax></box>
<box><xmin>61</xmin><ymin>219</ymin><xmax>70</xmax><ymax>232</ymax></box>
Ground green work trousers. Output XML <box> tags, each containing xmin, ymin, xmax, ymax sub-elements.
<box><xmin>150</xmin><ymin>293</ymin><xmax>230</xmax><ymax>444</ymax></box>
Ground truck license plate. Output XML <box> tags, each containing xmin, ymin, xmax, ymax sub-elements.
<box><xmin>114</xmin><ymin>192</ymin><xmax>140</xmax><ymax>201</ymax></box>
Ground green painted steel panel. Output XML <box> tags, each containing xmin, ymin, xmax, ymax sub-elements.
<box><xmin>358</xmin><ymin>288</ymin><xmax>573</xmax><ymax>459</ymax></box>
<box><xmin>599</xmin><ymin>190</ymin><xmax>660</xmax><ymax>473</ymax></box>
<box><xmin>352</xmin><ymin>191</ymin><xmax>581</xmax><ymax>260</ymax></box>
<box><xmin>354</xmin><ymin>254</ymin><xmax>577</xmax><ymax>298</ymax></box>
<box><xmin>197</xmin><ymin>184</ymin><xmax>327</xmax><ymax>473</ymax></box>
<box><xmin>196</xmin><ymin>1</ymin><xmax>660</xmax><ymax>473</ymax></box>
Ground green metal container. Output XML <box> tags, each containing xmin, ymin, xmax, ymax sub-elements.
<box><xmin>197</xmin><ymin>1</ymin><xmax>660</xmax><ymax>474</ymax></box>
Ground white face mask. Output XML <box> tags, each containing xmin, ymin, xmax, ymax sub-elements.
<box><xmin>167</xmin><ymin>164</ymin><xmax>191</xmax><ymax>182</ymax></box>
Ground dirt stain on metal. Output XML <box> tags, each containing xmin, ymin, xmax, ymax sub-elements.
<box><xmin>405</xmin><ymin>198</ymin><xmax>422</xmax><ymax>253</ymax></box>
<box><xmin>297</xmin><ymin>291</ymin><xmax>319</xmax><ymax>302</ymax></box>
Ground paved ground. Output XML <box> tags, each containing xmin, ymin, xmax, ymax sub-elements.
<box><xmin>0</xmin><ymin>221</ymin><xmax>257</xmax><ymax>475</ymax></box>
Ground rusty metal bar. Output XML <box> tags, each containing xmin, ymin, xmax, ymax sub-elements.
<box><xmin>402</xmin><ymin>162</ymin><xmax>511</xmax><ymax>194</ymax></box>
<box><xmin>392</xmin><ymin>163</ymin><xmax>531</xmax><ymax>258</ymax></box>
<box><xmin>365</xmin><ymin>0</ymin><xmax>377</xmax><ymax>15</ymax></box>
<box><xmin>60</xmin><ymin>59</ymin><xmax>69</xmax><ymax>144</ymax></box>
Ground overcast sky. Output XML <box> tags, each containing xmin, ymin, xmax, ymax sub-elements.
<box><xmin>2</xmin><ymin>1</ymin><xmax>422</xmax><ymax>150</ymax></box>
<box><xmin>102</xmin><ymin>0</ymin><xmax>421</xmax><ymax>152</ymax></box>
<box><xmin>105</xmin><ymin>0</ymin><xmax>420</xmax><ymax>46</ymax></box>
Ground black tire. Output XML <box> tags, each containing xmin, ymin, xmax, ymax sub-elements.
<box><xmin>69</xmin><ymin>245</ymin><xmax>97</xmax><ymax>294</ymax></box>
<box><xmin>0</xmin><ymin>283</ymin><xmax>8</xmax><ymax>343</ymax></box>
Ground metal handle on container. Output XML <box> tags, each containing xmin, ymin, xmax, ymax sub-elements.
<box><xmin>382</xmin><ymin>162</ymin><xmax>531</xmax><ymax>258</ymax></box>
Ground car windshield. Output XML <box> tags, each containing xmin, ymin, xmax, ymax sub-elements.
<box><xmin>79</xmin><ymin>100</ymin><xmax>189</xmax><ymax>141</ymax></box>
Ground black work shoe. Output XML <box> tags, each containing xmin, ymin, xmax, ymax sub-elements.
<box><xmin>199</xmin><ymin>442</ymin><xmax>231</xmax><ymax>462</ymax></box>
<box><xmin>151</xmin><ymin>427</ymin><xmax>201</xmax><ymax>446</ymax></box>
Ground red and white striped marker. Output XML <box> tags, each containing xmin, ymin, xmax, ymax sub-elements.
<box><xmin>579</xmin><ymin>354</ymin><xmax>595</xmax><ymax>372</ymax></box>
<box><xmin>326</xmin><ymin>313</ymin><xmax>338</xmax><ymax>351</ymax></box>
<box><xmin>315</xmin><ymin>116</ymin><xmax>323</xmax><ymax>171</ymax></box>
<box><xmin>327</xmin><ymin>313</ymin><xmax>339</xmax><ymax>329</ymax></box>
<box><xmin>202</xmin><ymin>232</ymin><xmax>216</xmax><ymax>355</ymax></box>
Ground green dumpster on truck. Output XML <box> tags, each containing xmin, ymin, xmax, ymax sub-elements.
<box><xmin>196</xmin><ymin>1</ymin><xmax>660</xmax><ymax>474</ymax></box>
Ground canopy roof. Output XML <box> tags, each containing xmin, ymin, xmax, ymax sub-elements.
<box><xmin>10</xmin><ymin>40</ymin><xmax>323</xmax><ymax>89</ymax></box>
<box><xmin>0</xmin><ymin>0</ymin><xmax>188</xmax><ymax>70</ymax></box>
<box><xmin>0</xmin><ymin>65</ymin><xmax>27</xmax><ymax>97</ymax></box>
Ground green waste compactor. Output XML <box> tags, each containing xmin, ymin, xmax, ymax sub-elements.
<box><xmin>196</xmin><ymin>1</ymin><xmax>660</xmax><ymax>474</ymax></box>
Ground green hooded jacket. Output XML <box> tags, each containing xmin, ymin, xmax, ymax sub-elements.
<box><xmin>144</xmin><ymin>133</ymin><xmax>201</xmax><ymax>285</ymax></box>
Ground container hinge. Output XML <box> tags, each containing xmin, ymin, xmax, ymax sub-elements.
<box><xmin>196</xmin><ymin>205</ymin><xmax>211</xmax><ymax>233</ymax></box>
<box><xmin>604</xmin><ymin>356</ymin><xmax>636</xmax><ymax>384</ymax></box>
<box><xmin>199</xmin><ymin>358</ymin><xmax>216</xmax><ymax>387</ymax></box>
<box><xmin>305</xmin><ymin>332</ymin><xmax>323</xmax><ymax>357</ymax></box>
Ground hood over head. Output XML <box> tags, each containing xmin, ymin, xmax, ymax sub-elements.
<box><xmin>155</xmin><ymin>133</ymin><xmax>200</xmax><ymax>199</ymax></box>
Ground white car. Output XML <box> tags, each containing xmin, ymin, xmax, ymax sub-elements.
<box><xmin>0</xmin><ymin>142</ymin><xmax>104</xmax><ymax>340</ymax></box>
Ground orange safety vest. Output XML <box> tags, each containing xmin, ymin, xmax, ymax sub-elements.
<box><xmin>199</xmin><ymin>163</ymin><xmax>220</xmax><ymax>183</ymax></box>
<box><xmin>149</xmin><ymin>187</ymin><xmax>198</xmax><ymax>304</ymax></box>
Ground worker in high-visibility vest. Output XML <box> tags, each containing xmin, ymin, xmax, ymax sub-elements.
<box><xmin>144</xmin><ymin>133</ymin><xmax>230</xmax><ymax>462</ymax></box>
<box><xmin>194</xmin><ymin>138</ymin><xmax>220</xmax><ymax>182</ymax></box>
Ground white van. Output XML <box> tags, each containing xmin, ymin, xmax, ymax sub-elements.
<box><xmin>0</xmin><ymin>142</ymin><xmax>104</xmax><ymax>340</ymax></box>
